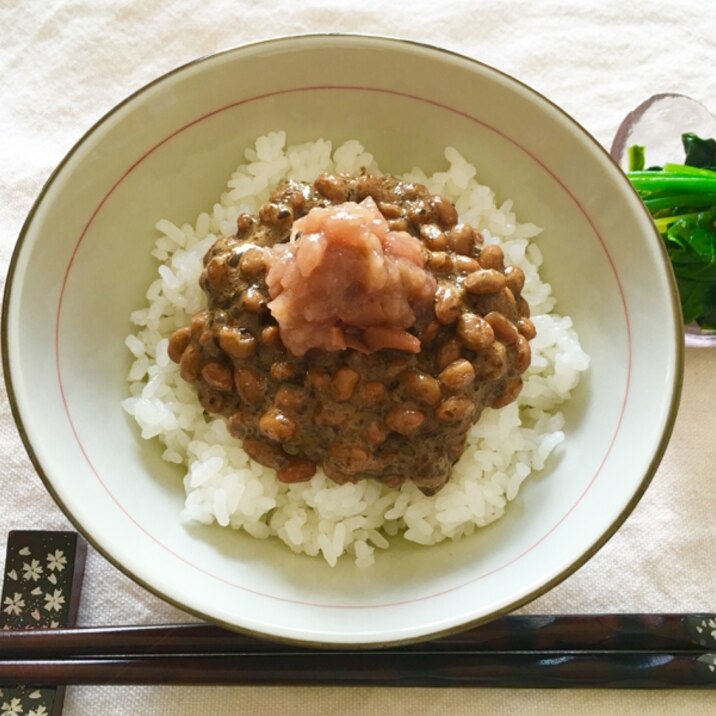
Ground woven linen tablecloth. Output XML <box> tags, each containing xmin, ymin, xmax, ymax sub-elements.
<box><xmin>2</xmin><ymin>1</ymin><xmax>715</xmax><ymax>713</ymax></box>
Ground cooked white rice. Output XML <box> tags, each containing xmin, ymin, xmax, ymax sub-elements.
<box><xmin>122</xmin><ymin>132</ymin><xmax>590</xmax><ymax>567</ymax></box>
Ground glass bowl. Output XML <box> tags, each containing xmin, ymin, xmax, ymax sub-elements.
<box><xmin>610</xmin><ymin>93</ymin><xmax>716</xmax><ymax>347</ymax></box>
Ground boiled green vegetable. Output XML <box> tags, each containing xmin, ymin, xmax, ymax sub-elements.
<box><xmin>682</xmin><ymin>133</ymin><xmax>716</xmax><ymax>170</ymax></box>
<box><xmin>627</xmin><ymin>133</ymin><xmax>716</xmax><ymax>328</ymax></box>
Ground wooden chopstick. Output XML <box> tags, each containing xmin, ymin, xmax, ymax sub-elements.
<box><xmin>1</xmin><ymin>614</ymin><xmax>714</xmax><ymax>688</ymax></box>
<box><xmin>1</xmin><ymin>652</ymin><xmax>715</xmax><ymax>688</ymax></box>
<box><xmin>1</xmin><ymin>613</ymin><xmax>714</xmax><ymax>658</ymax></box>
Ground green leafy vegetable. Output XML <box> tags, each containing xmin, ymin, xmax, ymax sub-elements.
<box><xmin>628</xmin><ymin>144</ymin><xmax>645</xmax><ymax>171</ymax></box>
<box><xmin>682</xmin><ymin>132</ymin><xmax>716</xmax><ymax>170</ymax></box>
<box><xmin>627</xmin><ymin>133</ymin><xmax>716</xmax><ymax>329</ymax></box>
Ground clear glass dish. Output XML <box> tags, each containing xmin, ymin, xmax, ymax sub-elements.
<box><xmin>610</xmin><ymin>93</ymin><xmax>716</xmax><ymax>348</ymax></box>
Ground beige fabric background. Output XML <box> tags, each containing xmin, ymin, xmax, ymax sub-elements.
<box><xmin>1</xmin><ymin>0</ymin><xmax>715</xmax><ymax>713</ymax></box>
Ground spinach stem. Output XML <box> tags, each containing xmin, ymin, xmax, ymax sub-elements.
<box><xmin>628</xmin><ymin>173</ymin><xmax>716</xmax><ymax>192</ymax></box>
<box><xmin>644</xmin><ymin>192</ymin><xmax>716</xmax><ymax>213</ymax></box>
<box><xmin>663</xmin><ymin>163</ymin><xmax>716</xmax><ymax>178</ymax></box>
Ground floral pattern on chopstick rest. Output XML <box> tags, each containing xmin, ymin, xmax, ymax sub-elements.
<box><xmin>0</xmin><ymin>686</ymin><xmax>58</xmax><ymax>716</ymax></box>
<box><xmin>1</xmin><ymin>531</ymin><xmax>86</xmax><ymax>630</ymax></box>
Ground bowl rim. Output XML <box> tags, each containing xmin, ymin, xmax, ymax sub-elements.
<box><xmin>1</xmin><ymin>32</ymin><xmax>684</xmax><ymax>647</ymax></box>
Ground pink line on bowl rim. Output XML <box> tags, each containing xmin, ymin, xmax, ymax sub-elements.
<box><xmin>55</xmin><ymin>84</ymin><xmax>632</xmax><ymax>610</ymax></box>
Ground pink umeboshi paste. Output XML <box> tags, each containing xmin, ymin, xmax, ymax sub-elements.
<box><xmin>265</xmin><ymin>196</ymin><xmax>437</xmax><ymax>356</ymax></box>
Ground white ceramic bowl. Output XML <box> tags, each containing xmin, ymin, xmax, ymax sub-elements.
<box><xmin>2</xmin><ymin>35</ymin><xmax>682</xmax><ymax>646</ymax></box>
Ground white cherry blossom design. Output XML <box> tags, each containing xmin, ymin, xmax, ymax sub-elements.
<box><xmin>46</xmin><ymin>550</ymin><xmax>67</xmax><ymax>572</ymax></box>
<box><xmin>43</xmin><ymin>589</ymin><xmax>65</xmax><ymax>612</ymax></box>
<box><xmin>0</xmin><ymin>697</ymin><xmax>23</xmax><ymax>716</ymax></box>
<box><xmin>2</xmin><ymin>593</ymin><xmax>25</xmax><ymax>616</ymax></box>
<box><xmin>21</xmin><ymin>559</ymin><xmax>43</xmax><ymax>582</ymax></box>
<box><xmin>28</xmin><ymin>707</ymin><xmax>48</xmax><ymax>716</ymax></box>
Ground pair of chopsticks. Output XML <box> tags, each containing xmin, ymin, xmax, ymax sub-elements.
<box><xmin>1</xmin><ymin>613</ymin><xmax>714</xmax><ymax>688</ymax></box>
